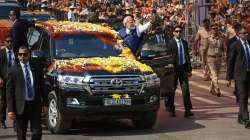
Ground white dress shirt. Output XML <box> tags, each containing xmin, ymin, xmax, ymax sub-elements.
<box><xmin>126</xmin><ymin>22</ymin><xmax>151</xmax><ymax>37</ymax></box>
<box><xmin>20</xmin><ymin>62</ymin><xmax>34</xmax><ymax>101</ymax></box>
<box><xmin>240</xmin><ymin>39</ymin><xmax>250</xmax><ymax>70</ymax></box>
<box><xmin>67</xmin><ymin>10</ymin><xmax>76</xmax><ymax>22</ymax></box>
<box><xmin>240</xmin><ymin>39</ymin><xmax>250</xmax><ymax>57</ymax></box>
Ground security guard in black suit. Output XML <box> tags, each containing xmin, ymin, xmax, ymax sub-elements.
<box><xmin>227</xmin><ymin>25</ymin><xmax>250</xmax><ymax>129</ymax></box>
<box><xmin>7</xmin><ymin>46</ymin><xmax>46</xmax><ymax>140</ymax></box>
<box><xmin>165</xmin><ymin>26</ymin><xmax>194</xmax><ymax>117</ymax></box>
<box><xmin>0</xmin><ymin>35</ymin><xmax>17</xmax><ymax>129</ymax></box>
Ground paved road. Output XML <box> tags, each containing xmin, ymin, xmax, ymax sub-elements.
<box><xmin>1</xmin><ymin>68</ymin><xmax>250</xmax><ymax>140</ymax></box>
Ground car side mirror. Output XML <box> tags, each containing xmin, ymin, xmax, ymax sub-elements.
<box><xmin>31</xmin><ymin>50</ymin><xmax>44</xmax><ymax>58</ymax></box>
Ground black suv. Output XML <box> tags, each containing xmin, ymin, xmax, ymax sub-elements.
<box><xmin>27</xmin><ymin>21</ymin><xmax>174</xmax><ymax>134</ymax></box>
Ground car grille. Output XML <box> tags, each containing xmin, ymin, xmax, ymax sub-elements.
<box><xmin>89</xmin><ymin>75</ymin><xmax>144</xmax><ymax>94</ymax></box>
<box><xmin>64</xmin><ymin>83</ymin><xmax>86</xmax><ymax>91</ymax></box>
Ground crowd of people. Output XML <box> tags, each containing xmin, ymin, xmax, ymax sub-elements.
<box><xmin>1</xmin><ymin>0</ymin><xmax>250</xmax><ymax>140</ymax></box>
<box><xmin>18</xmin><ymin>0</ymin><xmax>189</xmax><ymax>30</ymax></box>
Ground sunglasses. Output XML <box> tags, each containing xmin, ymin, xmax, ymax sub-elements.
<box><xmin>6</xmin><ymin>40</ymin><xmax>13</xmax><ymax>43</ymax></box>
<box><xmin>18</xmin><ymin>53</ymin><xmax>28</xmax><ymax>57</ymax></box>
<box><xmin>174</xmin><ymin>30</ymin><xmax>182</xmax><ymax>33</ymax></box>
<box><xmin>239</xmin><ymin>32</ymin><xmax>248</xmax><ymax>35</ymax></box>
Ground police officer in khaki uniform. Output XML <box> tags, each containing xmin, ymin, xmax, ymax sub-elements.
<box><xmin>204</xmin><ymin>24</ymin><xmax>224</xmax><ymax>97</ymax></box>
<box><xmin>194</xmin><ymin>19</ymin><xmax>211</xmax><ymax>81</ymax></box>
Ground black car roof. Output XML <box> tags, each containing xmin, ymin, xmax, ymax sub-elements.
<box><xmin>0</xmin><ymin>2</ymin><xmax>21</xmax><ymax>7</ymax></box>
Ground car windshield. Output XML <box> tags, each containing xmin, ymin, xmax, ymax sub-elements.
<box><xmin>0</xmin><ymin>7</ymin><xmax>13</xmax><ymax>19</ymax></box>
<box><xmin>22</xmin><ymin>14</ymin><xmax>55</xmax><ymax>21</ymax></box>
<box><xmin>53</xmin><ymin>33</ymin><xmax>122</xmax><ymax>58</ymax></box>
<box><xmin>0</xmin><ymin>4</ymin><xmax>21</xmax><ymax>19</ymax></box>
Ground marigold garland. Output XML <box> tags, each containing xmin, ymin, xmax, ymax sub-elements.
<box><xmin>56</xmin><ymin>57</ymin><xmax>153</xmax><ymax>74</ymax></box>
<box><xmin>119</xmin><ymin>47</ymin><xmax>136</xmax><ymax>60</ymax></box>
<box><xmin>36</xmin><ymin>21</ymin><xmax>119</xmax><ymax>39</ymax></box>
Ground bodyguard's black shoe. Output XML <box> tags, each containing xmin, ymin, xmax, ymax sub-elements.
<box><xmin>238</xmin><ymin>117</ymin><xmax>245</xmax><ymax>125</ymax></box>
<box><xmin>237</xmin><ymin>118</ymin><xmax>250</xmax><ymax>128</ymax></box>
<box><xmin>244</xmin><ymin>120</ymin><xmax>250</xmax><ymax>129</ymax></box>
<box><xmin>184</xmin><ymin>111</ymin><xmax>194</xmax><ymax>118</ymax></box>
<box><xmin>1</xmin><ymin>122</ymin><xmax>6</xmax><ymax>129</ymax></box>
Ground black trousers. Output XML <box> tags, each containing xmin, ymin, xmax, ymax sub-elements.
<box><xmin>236</xmin><ymin>72</ymin><xmax>250</xmax><ymax>120</ymax></box>
<box><xmin>234</xmin><ymin>82</ymin><xmax>239</xmax><ymax>103</ymax></box>
<box><xmin>0</xmin><ymin>85</ymin><xmax>7</xmax><ymax>123</ymax></box>
<box><xmin>16</xmin><ymin>101</ymin><xmax>42</xmax><ymax>140</ymax></box>
<box><xmin>168</xmin><ymin>68</ymin><xmax>193</xmax><ymax>112</ymax></box>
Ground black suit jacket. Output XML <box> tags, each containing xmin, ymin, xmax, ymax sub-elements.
<box><xmin>168</xmin><ymin>38</ymin><xmax>192</xmax><ymax>73</ymax></box>
<box><xmin>227</xmin><ymin>36</ymin><xmax>238</xmax><ymax>61</ymax></box>
<box><xmin>0</xmin><ymin>50</ymin><xmax>8</xmax><ymax>81</ymax></box>
<box><xmin>6</xmin><ymin>63</ymin><xmax>45</xmax><ymax>115</ymax></box>
<box><xmin>227</xmin><ymin>40</ymin><xmax>249</xmax><ymax>81</ymax></box>
<box><xmin>0</xmin><ymin>49</ymin><xmax>17</xmax><ymax>81</ymax></box>
<box><xmin>11</xmin><ymin>19</ymin><xmax>33</xmax><ymax>53</ymax></box>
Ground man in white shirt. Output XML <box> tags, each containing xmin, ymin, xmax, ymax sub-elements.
<box><xmin>165</xmin><ymin>26</ymin><xmax>193</xmax><ymax>118</ymax></box>
<box><xmin>227</xmin><ymin>26</ymin><xmax>250</xmax><ymax>129</ymax></box>
<box><xmin>0</xmin><ymin>35</ymin><xmax>16</xmax><ymax>129</ymax></box>
<box><xmin>67</xmin><ymin>5</ymin><xmax>76</xmax><ymax>22</ymax></box>
<box><xmin>7</xmin><ymin>46</ymin><xmax>46</xmax><ymax>139</ymax></box>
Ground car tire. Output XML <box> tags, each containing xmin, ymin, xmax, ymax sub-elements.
<box><xmin>132</xmin><ymin>111</ymin><xmax>157</xmax><ymax>129</ymax></box>
<box><xmin>47</xmin><ymin>91</ymin><xmax>71</xmax><ymax>134</ymax></box>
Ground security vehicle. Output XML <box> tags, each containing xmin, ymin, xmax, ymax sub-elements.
<box><xmin>27</xmin><ymin>21</ymin><xmax>161</xmax><ymax>133</ymax></box>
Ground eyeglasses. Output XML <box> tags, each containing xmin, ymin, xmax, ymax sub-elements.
<box><xmin>18</xmin><ymin>53</ymin><xmax>28</xmax><ymax>57</ymax></box>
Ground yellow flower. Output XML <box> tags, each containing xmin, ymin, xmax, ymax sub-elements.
<box><xmin>56</xmin><ymin>56</ymin><xmax>153</xmax><ymax>74</ymax></box>
<box><xmin>36</xmin><ymin>21</ymin><xmax>119</xmax><ymax>39</ymax></box>
<box><xmin>119</xmin><ymin>47</ymin><xmax>136</xmax><ymax>60</ymax></box>
<box><xmin>111</xmin><ymin>94</ymin><xmax>121</xmax><ymax>99</ymax></box>
<box><xmin>123</xmin><ymin>94</ymin><xmax>130</xmax><ymax>99</ymax></box>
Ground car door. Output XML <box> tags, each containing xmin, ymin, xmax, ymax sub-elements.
<box><xmin>138</xmin><ymin>32</ymin><xmax>175</xmax><ymax>97</ymax></box>
<box><xmin>28</xmin><ymin>28</ymin><xmax>51</xmax><ymax>70</ymax></box>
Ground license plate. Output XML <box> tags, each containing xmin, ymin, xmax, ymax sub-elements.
<box><xmin>104</xmin><ymin>98</ymin><xmax>131</xmax><ymax>106</ymax></box>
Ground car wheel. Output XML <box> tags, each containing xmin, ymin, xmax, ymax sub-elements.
<box><xmin>132</xmin><ymin>111</ymin><xmax>157</xmax><ymax>129</ymax></box>
<box><xmin>47</xmin><ymin>92</ymin><xmax>71</xmax><ymax>134</ymax></box>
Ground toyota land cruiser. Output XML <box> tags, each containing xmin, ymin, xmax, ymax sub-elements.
<box><xmin>27</xmin><ymin>21</ymin><xmax>161</xmax><ymax>133</ymax></box>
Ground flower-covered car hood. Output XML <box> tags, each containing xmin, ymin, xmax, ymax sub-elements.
<box><xmin>48</xmin><ymin>56</ymin><xmax>154</xmax><ymax>76</ymax></box>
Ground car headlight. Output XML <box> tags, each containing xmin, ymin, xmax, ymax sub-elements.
<box><xmin>143</xmin><ymin>73</ymin><xmax>160</xmax><ymax>87</ymax></box>
<box><xmin>57</xmin><ymin>75</ymin><xmax>87</xmax><ymax>89</ymax></box>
